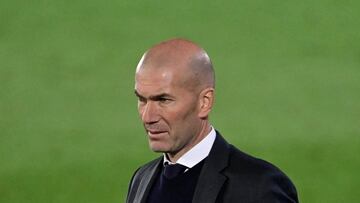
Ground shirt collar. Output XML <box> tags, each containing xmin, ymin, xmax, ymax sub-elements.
<box><xmin>163</xmin><ymin>127</ymin><xmax>216</xmax><ymax>169</ymax></box>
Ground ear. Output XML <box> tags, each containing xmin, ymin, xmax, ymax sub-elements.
<box><xmin>198</xmin><ymin>88</ymin><xmax>215</xmax><ymax>118</ymax></box>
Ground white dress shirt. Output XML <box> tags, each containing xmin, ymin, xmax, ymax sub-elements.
<box><xmin>163</xmin><ymin>127</ymin><xmax>216</xmax><ymax>170</ymax></box>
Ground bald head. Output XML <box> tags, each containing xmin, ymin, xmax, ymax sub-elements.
<box><xmin>135</xmin><ymin>39</ymin><xmax>215</xmax><ymax>159</ymax></box>
<box><xmin>136</xmin><ymin>38</ymin><xmax>215</xmax><ymax>91</ymax></box>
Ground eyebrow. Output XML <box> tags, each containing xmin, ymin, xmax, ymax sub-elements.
<box><xmin>134</xmin><ymin>90</ymin><xmax>173</xmax><ymax>100</ymax></box>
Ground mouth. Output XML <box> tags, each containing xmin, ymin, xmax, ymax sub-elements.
<box><xmin>147</xmin><ymin>130</ymin><xmax>168</xmax><ymax>139</ymax></box>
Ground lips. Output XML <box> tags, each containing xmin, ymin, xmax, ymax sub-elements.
<box><xmin>145</xmin><ymin>126</ymin><xmax>167</xmax><ymax>134</ymax></box>
<box><xmin>148</xmin><ymin>130</ymin><xmax>166</xmax><ymax>134</ymax></box>
<box><xmin>147</xmin><ymin>130</ymin><xmax>168</xmax><ymax>139</ymax></box>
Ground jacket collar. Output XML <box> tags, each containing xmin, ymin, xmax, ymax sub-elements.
<box><xmin>192</xmin><ymin>131</ymin><xmax>230</xmax><ymax>203</ymax></box>
<box><xmin>136</xmin><ymin>159</ymin><xmax>162</xmax><ymax>203</ymax></box>
<box><xmin>136</xmin><ymin>131</ymin><xmax>230</xmax><ymax>203</ymax></box>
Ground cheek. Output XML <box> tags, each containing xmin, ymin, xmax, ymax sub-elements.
<box><xmin>167</xmin><ymin>109</ymin><xmax>199</xmax><ymax>137</ymax></box>
<box><xmin>163</xmin><ymin>96</ymin><xmax>199</xmax><ymax>129</ymax></box>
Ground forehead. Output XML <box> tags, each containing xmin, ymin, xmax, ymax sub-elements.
<box><xmin>135</xmin><ymin>68</ymin><xmax>177</xmax><ymax>95</ymax></box>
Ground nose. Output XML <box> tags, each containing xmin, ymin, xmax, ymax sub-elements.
<box><xmin>140</xmin><ymin>101</ymin><xmax>159</xmax><ymax>124</ymax></box>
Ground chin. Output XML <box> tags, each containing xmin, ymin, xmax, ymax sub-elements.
<box><xmin>149</xmin><ymin>143</ymin><xmax>168</xmax><ymax>153</ymax></box>
<box><xmin>150</xmin><ymin>147</ymin><xmax>168</xmax><ymax>153</ymax></box>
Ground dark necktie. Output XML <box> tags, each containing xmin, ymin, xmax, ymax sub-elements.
<box><xmin>163</xmin><ymin>163</ymin><xmax>188</xmax><ymax>179</ymax></box>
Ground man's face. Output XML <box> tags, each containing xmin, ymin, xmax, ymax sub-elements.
<box><xmin>135</xmin><ymin>67</ymin><xmax>201</xmax><ymax>155</ymax></box>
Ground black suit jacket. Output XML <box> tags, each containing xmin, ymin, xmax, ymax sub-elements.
<box><xmin>126</xmin><ymin>132</ymin><xmax>299</xmax><ymax>203</ymax></box>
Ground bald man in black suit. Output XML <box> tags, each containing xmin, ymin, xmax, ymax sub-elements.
<box><xmin>127</xmin><ymin>38</ymin><xmax>298</xmax><ymax>203</ymax></box>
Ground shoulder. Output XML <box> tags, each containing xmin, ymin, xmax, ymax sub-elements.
<box><xmin>212</xmin><ymin>132</ymin><xmax>289</xmax><ymax>177</ymax></box>
<box><xmin>227</xmin><ymin>144</ymin><xmax>284</xmax><ymax>176</ymax></box>
<box><xmin>225</xmin><ymin>144</ymin><xmax>298</xmax><ymax>202</ymax></box>
<box><xmin>212</xmin><ymin>132</ymin><xmax>295</xmax><ymax>184</ymax></box>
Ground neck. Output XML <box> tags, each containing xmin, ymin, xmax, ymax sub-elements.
<box><xmin>167</xmin><ymin>121</ymin><xmax>211</xmax><ymax>162</ymax></box>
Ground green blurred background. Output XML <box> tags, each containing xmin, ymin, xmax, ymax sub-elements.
<box><xmin>1</xmin><ymin>0</ymin><xmax>359</xmax><ymax>202</ymax></box>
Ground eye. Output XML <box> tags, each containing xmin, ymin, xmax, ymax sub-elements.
<box><xmin>158</xmin><ymin>97</ymin><xmax>172</xmax><ymax>104</ymax></box>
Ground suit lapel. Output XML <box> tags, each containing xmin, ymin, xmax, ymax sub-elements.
<box><xmin>193</xmin><ymin>133</ymin><xmax>230</xmax><ymax>203</ymax></box>
<box><xmin>134</xmin><ymin>159</ymin><xmax>162</xmax><ymax>203</ymax></box>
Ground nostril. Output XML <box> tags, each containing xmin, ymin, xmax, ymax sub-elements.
<box><xmin>145</xmin><ymin>121</ymin><xmax>158</xmax><ymax>126</ymax></box>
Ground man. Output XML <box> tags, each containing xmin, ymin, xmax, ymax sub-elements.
<box><xmin>127</xmin><ymin>38</ymin><xmax>298</xmax><ymax>203</ymax></box>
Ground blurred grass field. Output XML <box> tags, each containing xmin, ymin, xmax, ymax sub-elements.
<box><xmin>1</xmin><ymin>0</ymin><xmax>360</xmax><ymax>202</ymax></box>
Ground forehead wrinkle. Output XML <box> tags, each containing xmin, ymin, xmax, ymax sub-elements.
<box><xmin>135</xmin><ymin>71</ymin><xmax>174</xmax><ymax>97</ymax></box>
<box><xmin>136</xmin><ymin>66</ymin><xmax>173</xmax><ymax>83</ymax></box>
